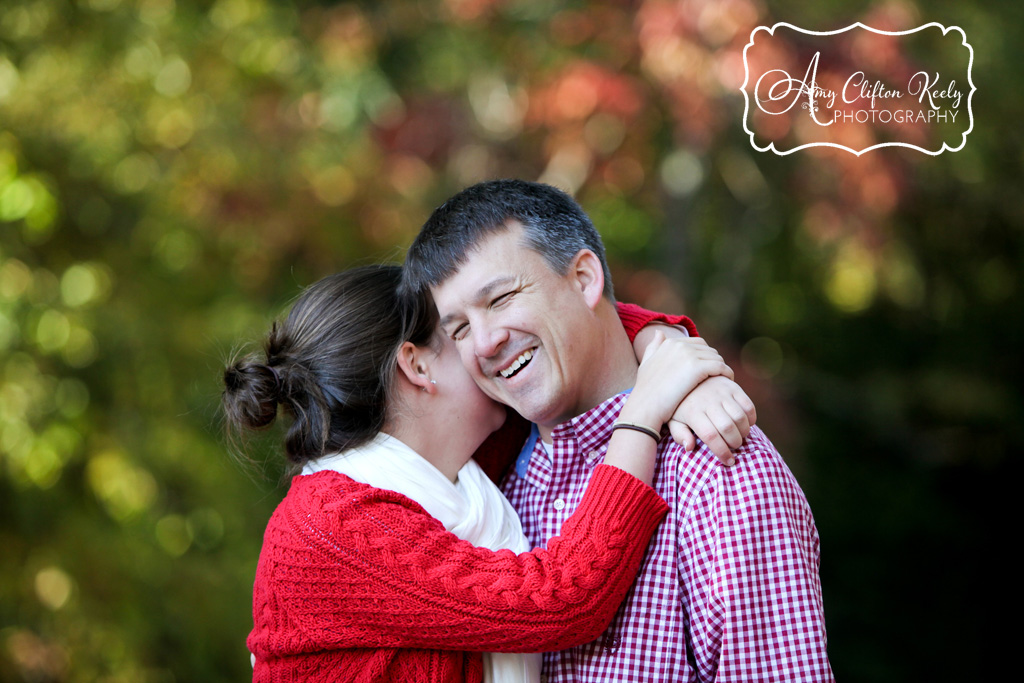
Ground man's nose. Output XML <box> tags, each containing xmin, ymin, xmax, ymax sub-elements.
<box><xmin>473</xmin><ymin>318</ymin><xmax>509</xmax><ymax>361</ymax></box>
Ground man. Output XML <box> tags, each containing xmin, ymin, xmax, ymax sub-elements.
<box><xmin>402</xmin><ymin>179</ymin><xmax>833</xmax><ymax>682</ymax></box>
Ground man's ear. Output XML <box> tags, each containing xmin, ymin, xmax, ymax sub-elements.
<box><xmin>395</xmin><ymin>342</ymin><xmax>437</xmax><ymax>394</ymax></box>
<box><xmin>570</xmin><ymin>249</ymin><xmax>605</xmax><ymax>311</ymax></box>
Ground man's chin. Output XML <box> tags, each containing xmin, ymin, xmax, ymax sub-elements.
<box><xmin>484</xmin><ymin>377</ymin><xmax>557</xmax><ymax>424</ymax></box>
<box><xmin>506</xmin><ymin>397</ymin><xmax>560</xmax><ymax>428</ymax></box>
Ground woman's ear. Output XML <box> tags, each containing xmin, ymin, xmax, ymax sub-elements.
<box><xmin>396</xmin><ymin>342</ymin><xmax>437</xmax><ymax>394</ymax></box>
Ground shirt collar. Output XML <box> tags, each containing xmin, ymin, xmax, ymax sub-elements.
<box><xmin>548</xmin><ymin>390</ymin><xmax>633</xmax><ymax>458</ymax></box>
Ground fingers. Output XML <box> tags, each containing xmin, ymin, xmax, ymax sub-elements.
<box><xmin>734</xmin><ymin>388</ymin><xmax>757</xmax><ymax>426</ymax></box>
<box><xmin>690</xmin><ymin>413</ymin><xmax>733</xmax><ymax>465</ymax></box>
<box><xmin>706</xmin><ymin>404</ymin><xmax>744</xmax><ymax>451</ymax></box>
<box><xmin>668</xmin><ymin>420</ymin><xmax>696</xmax><ymax>452</ymax></box>
<box><xmin>640</xmin><ymin>329</ymin><xmax>667</xmax><ymax>364</ymax></box>
<box><xmin>692</xmin><ymin>359</ymin><xmax>732</xmax><ymax>384</ymax></box>
<box><xmin>720</xmin><ymin>362</ymin><xmax>735</xmax><ymax>381</ymax></box>
<box><xmin>716</xmin><ymin>397</ymin><xmax>749</xmax><ymax>446</ymax></box>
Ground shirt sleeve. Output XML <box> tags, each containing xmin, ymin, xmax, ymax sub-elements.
<box><xmin>678</xmin><ymin>428</ymin><xmax>834</xmax><ymax>682</ymax></box>
<box><xmin>616</xmin><ymin>301</ymin><xmax>700</xmax><ymax>339</ymax></box>
<box><xmin>253</xmin><ymin>465</ymin><xmax>669</xmax><ymax>657</ymax></box>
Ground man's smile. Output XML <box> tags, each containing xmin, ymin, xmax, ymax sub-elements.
<box><xmin>497</xmin><ymin>347</ymin><xmax>536</xmax><ymax>379</ymax></box>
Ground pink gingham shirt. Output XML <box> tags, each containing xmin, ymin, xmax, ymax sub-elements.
<box><xmin>501</xmin><ymin>391</ymin><xmax>834</xmax><ymax>682</ymax></box>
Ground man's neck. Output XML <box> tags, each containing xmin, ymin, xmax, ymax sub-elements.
<box><xmin>539</xmin><ymin>301</ymin><xmax>638</xmax><ymax>442</ymax></box>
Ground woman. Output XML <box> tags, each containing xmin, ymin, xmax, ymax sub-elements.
<box><xmin>223</xmin><ymin>264</ymin><xmax>735</xmax><ymax>682</ymax></box>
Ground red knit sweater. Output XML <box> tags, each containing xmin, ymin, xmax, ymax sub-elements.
<box><xmin>249</xmin><ymin>466</ymin><xmax>669</xmax><ymax>682</ymax></box>
<box><xmin>248</xmin><ymin>304</ymin><xmax>694</xmax><ymax>682</ymax></box>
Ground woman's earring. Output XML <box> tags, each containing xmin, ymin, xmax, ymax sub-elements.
<box><xmin>430</xmin><ymin>380</ymin><xmax>437</xmax><ymax>385</ymax></box>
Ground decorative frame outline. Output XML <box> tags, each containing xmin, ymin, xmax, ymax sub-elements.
<box><xmin>740</xmin><ymin>22</ymin><xmax>975</xmax><ymax>156</ymax></box>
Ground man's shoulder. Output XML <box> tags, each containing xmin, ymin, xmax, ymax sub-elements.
<box><xmin>664</xmin><ymin>426</ymin><xmax>809</xmax><ymax>511</ymax></box>
<box><xmin>726</xmin><ymin>426</ymin><xmax>803</xmax><ymax>492</ymax></box>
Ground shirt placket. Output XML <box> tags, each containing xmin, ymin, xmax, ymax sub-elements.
<box><xmin>541</xmin><ymin>437</ymin><xmax>577</xmax><ymax>543</ymax></box>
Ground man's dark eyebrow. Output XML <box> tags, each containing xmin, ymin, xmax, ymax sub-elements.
<box><xmin>437</xmin><ymin>275</ymin><xmax>517</xmax><ymax>330</ymax></box>
<box><xmin>438</xmin><ymin>312</ymin><xmax>460</xmax><ymax>330</ymax></box>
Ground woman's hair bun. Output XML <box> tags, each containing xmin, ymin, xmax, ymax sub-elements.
<box><xmin>221</xmin><ymin>264</ymin><xmax>435</xmax><ymax>471</ymax></box>
<box><xmin>222</xmin><ymin>358</ymin><xmax>281</xmax><ymax>430</ymax></box>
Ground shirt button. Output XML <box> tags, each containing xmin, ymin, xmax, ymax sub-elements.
<box><xmin>586</xmin><ymin>449</ymin><xmax>599</xmax><ymax>464</ymax></box>
<box><xmin>553</xmin><ymin>498</ymin><xmax>565</xmax><ymax>511</ymax></box>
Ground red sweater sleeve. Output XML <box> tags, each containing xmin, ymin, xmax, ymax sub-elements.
<box><xmin>616</xmin><ymin>301</ymin><xmax>699</xmax><ymax>338</ymax></box>
<box><xmin>473</xmin><ymin>303</ymin><xmax>699</xmax><ymax>484</ymax></box>
<box><xmin>248</xmin><ymin>465</ymin><xmax>669</xmax><ymax>658</ymax></box>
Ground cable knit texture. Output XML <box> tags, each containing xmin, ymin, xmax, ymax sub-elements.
<box><xmin>248</xmin><ymin>465</ymin><xmax>669</xmax><ymax>682</ymax></box>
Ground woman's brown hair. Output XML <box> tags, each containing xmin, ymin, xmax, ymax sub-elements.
<box><xmin>222</xmin><ymin>264</ymin><xmax>436</xmax><ymax>469</ymax></box>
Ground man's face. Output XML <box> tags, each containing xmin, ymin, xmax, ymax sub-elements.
<box><xmin>430</xmin><ymin>222</ymin><xmax>598</xmax><ymax>428</ymax></box>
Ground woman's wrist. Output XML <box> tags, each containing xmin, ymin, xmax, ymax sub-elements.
<box><xmin>603</xmin><ymin>427</ymin><xmax>658</xmax><ymax>485</ymax></box>
<box><xmin>611</xmin><ymin>421</ymin><xmax>661</xmax><ymax>442</ymax></box>
<box><xmin>617</xmin><ymin>399</ymin><xmax>664</xmax><ymax>433</ymax></box>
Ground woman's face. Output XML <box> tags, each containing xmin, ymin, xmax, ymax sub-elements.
<box><xmin>429</xmin><ymin>331</ymin><xmax>507</xmax><ymax>444</ymax></box>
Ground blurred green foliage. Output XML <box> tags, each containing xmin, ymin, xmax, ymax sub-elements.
<box><xmin>1</xmin><ymin>0</ymin><xmax>1019</xmax><ymax>681</ymax></box>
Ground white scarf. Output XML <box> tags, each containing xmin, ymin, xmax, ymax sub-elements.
<box><xmin>304</xmin><ymin>433</ymin><xmax>542</xmax><ymax>683</ymax></box>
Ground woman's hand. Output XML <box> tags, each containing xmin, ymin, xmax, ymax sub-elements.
<box><xmin>667</xmin><ymin>377</ymin><xmax>757</xmax><ymax>466</ymax></box>
<box><xmin>619</xmin><ymin>331</ymin><xmax>733</xmax><ymax>431</ymax></box>
<box><xmin>625</xmin><ymin>328</ymin><xmax>758</xmax><ymax>466</ymax></box>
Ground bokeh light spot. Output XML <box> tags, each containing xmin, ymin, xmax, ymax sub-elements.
<box><xmin>0</xmin><ymin>57</ymin><xmax>20</xmax><ymax>101</ymax></box>
<box><xmin>4</xmin><ymin>629</ymin><xmax>68</xmax><ymax>680</ymax></box>
<box><xmin>882</xmin><ymin>246</ymin><xmax>926</xmax><ymax>309</ymax></box>
<box><xmin>155</xmin><ymin>108</ymin><xmax>195</xmax><ymax>148</ymax></box>
<box><xmin>538</xmin><ymin>143</ymin><xmax>592</xmax><ymax>195</ymax></box>
<box><xmin>124</xmin><ymin>41</ymin><xmax>163</xmax><ymax>79</ymax></box>
<box><xmin>826</xmin><ymin>243</ymin><xmax>877</xmax><ymax>313</ymax></box>
<box><xmin>28</xmin><ymin>268</ymin><xmax>60</xmax><ymax>307</ymax></box>
<box><xmin>155</xmin><ymin>514</ymin><xmax>193</xmax><ymax>556</ymax></box>
<box><xmin>469</xmin><ymin>74</ymin><xmax>525</xmax><ymax>140</ymax></box>
<box><xmin>0</xmin><ymin>258</ymin><xmax>33</xmax><ymax>301</ymax></box>
<box><xmin>661</xmin><ymin>149</ymin><xmax>704</xmax><ymax>197</ymax></box>
<box><xmin>34</xmin><ymin>566</ymin><xmax>73</xmax><ymax>611</ymax></box>
<box><xmin>25</xmin><ymin>442</ymin><xmax>63</xmax><ymax>488</ymax></box>
<box><xmin>154</xmin><ymin>57</ymin><xmax>191</xmax><ymax>97</ymax></box>
<box><xmin>155</xmin><ymin>229</ymin><xmax>200</xmax><ymax>271</ymax></box>
<box><xmin>34</xmin><ymin>310</ymin><xmax>70</xmax><ymax>353</ymax></box>
<box><xmin>0</xmin><ymin>178</ymin><xmax>35</xmax><ymax>221</ymax></box>
<box><xmin>62</xmin><ymin>326</ymin><xmax>99</xmax><ymax>368</ymax></box>
<box><xmin>188</xmin><ymin>508</ymin><xmax>225</xmax><ymax>550</ymax></box>
<box><xmin>61</xmin><ymin>263</ymin><xmax>113</xmax><ymax>308</ymax></box>
<box><xmin>139</xmin><ymin>0</ymin><xmax>176</xmax><ymax>27</ymax></box>
<box><xmin>309</xmin><ymin>165</ymin><xmax>355</xmax><ymax>206</ymax></box>
<box><xmin>112</xmin><ymin>153</ymin><xmax>159</xmax><ymax>194</ymax></box>
<box><xmin>583</xmin><ymin>113</ymin><xmax>626</xmax><ymax>155</ymax></box>
<box><xmin>741</xmin><ymin>336</ymin><xmax>784</xmax><ymax>380</ymax></box>
<box><xmin>86</xmin><ymin>451</ymin><xmax>158</xmax><ymax>521</ymax></box>
<box><xmin>209</xmin><ymin>0</ymin><xmax>260</xmax><ymax>31</ymax></box>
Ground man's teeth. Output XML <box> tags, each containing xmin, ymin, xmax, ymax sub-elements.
<box><xmin>500</xmin><ymin>350</ymin><xmax>533</xmax><ymax>378</ymax></box>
